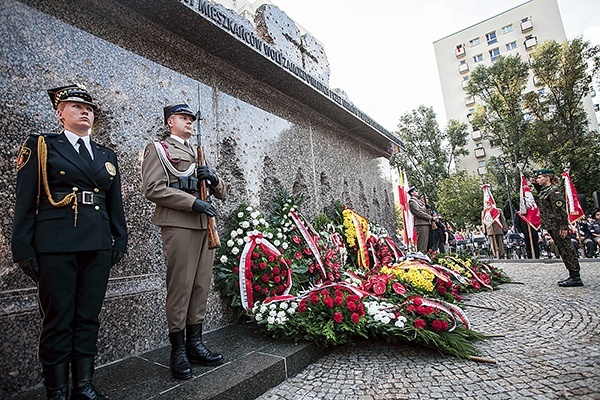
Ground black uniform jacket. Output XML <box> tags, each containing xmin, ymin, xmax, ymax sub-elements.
<box><xmin>11</xmin><ymin>132</ymin><xmax>127</xmax><ymax>261</ymax></box>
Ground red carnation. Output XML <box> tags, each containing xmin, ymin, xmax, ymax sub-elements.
<box><xmin>278</xmin><ymin>285</ymin><xmax>285</xmax><ymax>292</ymax></box>
<box><xmin>261</xmin><ymin>275</ymin><xmax>269</xmax><ymax>283</ymax></box>
<box><xmin>298</xmin><ymin>299</ymin><xmax>307</xmax><ymax>312</ymax></box>
<box><xmin>373</xmin><ymin>281</ymin><xmax>387</xmax><ymax>295</ymax></box>
<box><xmin>323</xmin><ymin>297</ymin><xmax>334</xmax><ymax>308</ymax></box>
<box><xmin>304</xmin><ymin>247</ymin><xmax>312</xmax><ymax>255</ymax></box>
<box><xmin>333</xmin><ymin>312</ymin><xmax>343</xmax><ymax>323</ymax></box>
<box><xmin>432</xmin><ymin>320</ymin><xmax>445</xmax><ymax>331</ymax></box>
<box><xmin>252</xmin><ymin>252</ymin><xmax>260</xmax><ymax>259</ymax></box>
<box><xmin>438</xmin><ymin>285</ymin><xmax>447</xmax><ymax>294</ymax></box>
<box><xmin>292</xmin><ymin>236</ymin><xmax>301</xmax><ymax>244</ymax></box>
<box><xmin>295</xmin><ymin>251</ymin><xmax>303</xmax><ymax>260</ymax></box>
<box><xmin>414</xmin><ymin>319</ymin><xmax>426</xmax><ymax>329</ymax></box>
<box><xmin>253</xmin><ymin>284</ymin><xmax>261</xmax><ymax>292</ymax></box>
<box><xmin>273</xmin><ymin>276</ymin><xmax>281</xmax><ymax>283</ymax></box>
<box><xmin>268</xmin><ymin>256</ymin><xmax>275</xmax><ymax>263</ymax></box>
<box><xmin>334</xmin><ymin>296</ymin><xmax>343</xmax><ymax>306</ymax></box>
<box><xmin>233</xmin><ymin>267</ymin><xmax>239</xmax><ymax>274</ymax></box>
<box><xmin>273</xmin><ymin>267</ymin><xmax>280</xmax><ymax>275</ymax></box>
<box><xmin>346</xmin><ymin>301</ymin><xmax>357</xmax><ymax>312</ymax></box>
<box><xmin>412</xmin><ymin>297</ymin><xmax>423</xmax><ymax>306</ymax></box>
<box><xmin>262</xmin><ymin>288</ymin><xmax>268</xmax><ymax>294</ymax></box>
<box><xmin>259</xmin><ymin>262</ymin><xmax>267</xmax><ymax>269</ymax></box>
<box><xmin>351</xmin><ymin>313</ymin><xmax>360</xmax><ymax>324</ymax></box>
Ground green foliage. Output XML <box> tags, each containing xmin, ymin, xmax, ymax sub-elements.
<box><xmin>435</xmin><ymin>171</ymin><xmax>483</xmax><ymax>229</ymax></box>
<box><xmin>390</xmin><ymin>105</ymin><xmax>450</xmax><ymax>203</ymax></box>
<box><xmin>524</xmin><ymin>38</ymin><xmax>600</xmax><ymax>196</ymax></box>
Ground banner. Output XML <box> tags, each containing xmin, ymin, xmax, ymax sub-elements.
<box><xmin>517</xmin><ymin>173</ymin><xmax>541</xmax><ymax>230</ymax></box>
<box><xmin>561</xmin><ymin>172</ymin><xmax>585</xmax><ymax>224</ymax></box>
<box><xmin>481</xmin><ymin>184</ymin><xmax>503</xmax><ymax>230</ymax></box>
<box><xmin>398</xmin><ymin>169</ymin><xmax>416</xmax><ymax>248</ymax></box>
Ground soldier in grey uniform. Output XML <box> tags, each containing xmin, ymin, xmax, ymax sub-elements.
<box><xmin>535</xmin><ymin>169</ymin><xmax>583</xmax><ymax>287</ymax></box>
<box><xmin>141</xmin><ymin>103</ymin><xmax>226</xmax><ymax>380</ymax></box>
<box><xmin>408</xmin><ymin>187</ymin><xmax>433</xmax><ymax>253</ymax></box>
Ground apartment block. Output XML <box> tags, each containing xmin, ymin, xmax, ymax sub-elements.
<box><xmin>433</xmin><ymin>0</ymin><xmax>598</xmax><ymax>175</ymax></box>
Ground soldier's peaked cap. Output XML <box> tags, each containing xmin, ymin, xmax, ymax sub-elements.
<box><xmin>163</xmin><ymin>103</ymin><xmax>197</xmax><ymax>125</ymax></box>
<box><xmin>535</xmin><ymin>168</ymin><xmax>555</xmax><ymax>176</ymax></box>
<box><xmin>47</xmin><ymin>84</ymin><xmax>97</xmax><ymax>110</ymax></box>
<box><xmin>408</xmin><ymin>187</ymin><xmax>418</xmax><ymax>195</ymax></box>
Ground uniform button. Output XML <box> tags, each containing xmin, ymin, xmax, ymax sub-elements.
<box><xmin>95</xmin><ymin>206</ymin><xmax>100</xmax><ymax>210</ymax></box>
<box><xmin>60</xmin><ymin>171</ymin><xmax>66</xmax><ymax>175</ymax></box>
<box><xmin>109</xmin><ymin>177</ymin><xmax>113</xmax><ymax>181</ymax></box>
<box><xmin>73</xmin><ymin>187</ymin><xmax>78</xmax><ymax>191</ymax></box>
<box><xmin>93</xmin><ymin>188</ymin><xmax>99</xmax><ymax>193</ymax></box>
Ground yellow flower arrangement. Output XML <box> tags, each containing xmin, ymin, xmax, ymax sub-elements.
<box><xmin>342</xmin><ymin>209</ymin><xmax>357</xmax><ymax>248</ymax></box>
<box><xmin>381</xmin><ymin>265</ymin><xmax>435</xmax><ymax>293</ymax></box>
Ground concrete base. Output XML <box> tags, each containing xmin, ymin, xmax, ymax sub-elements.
<box><xmin>8</xmin><ymin>323</ymin><xmax>327</xmax><ymax>400</ymax></box>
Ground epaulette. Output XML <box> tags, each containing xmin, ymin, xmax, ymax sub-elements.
<box><xmin>30</xmin><ymin>132</ymin><xmax>60</xmax><ymax>138</ymax></box>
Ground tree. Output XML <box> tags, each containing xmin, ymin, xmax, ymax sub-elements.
<box><xmin>467</xmin><ymin>54</ymin><xmax>536</xmax><ymax>166</ymax></box>
<box><xmin>390</xmin><ymin>106</ymin><xmax>468</xmax><ymax>204</ymax></box>
<box><xmin>435</xmin><ymin>171</ymin><xmax>483</xmax><ymax>230</ymax></box>
<box><xmin>445</xmin><ymin>119</ymin><xmax>470</xmax><ymax>173</ymax></box>
<box><xmin>523</xmin><ymin>38</ymin><xmax>600</xmax><ymax>197</ymax></box>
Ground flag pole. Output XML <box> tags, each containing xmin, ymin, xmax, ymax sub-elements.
<box><xmin>527</xmin><ymin>223</ymin><xmax>534</xmax><ymax>259</ymax></box>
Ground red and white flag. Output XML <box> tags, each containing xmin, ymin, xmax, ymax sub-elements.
<box><xmin>398</xmin><ymin>169</ymin><xmax>416</xmax><ymax>248</ymax></box>
<box><xmin>517</xmin><ymin>173</ymin><xmax>541</xmax><ymax>230</ymax></box>
<box><xmin>482</xmin><ymin>184</ymin><xmax>503</xmax><ymax>230</ymax></box>
<box><xmin>561</xmin><ymin>171</ymin><xmax>585</xmax><ymax>224</ymax></box>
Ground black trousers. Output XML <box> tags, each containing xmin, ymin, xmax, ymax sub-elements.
<box><xmin>37</xmin><ymin>250</ymin><xmax>111</xmax><ymax>366</ymax></box>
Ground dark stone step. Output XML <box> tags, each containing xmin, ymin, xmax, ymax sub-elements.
<box><xmin>8</xmin><ymin>323</ymin><xmax>327</xmax><ymax>400</ymax></box>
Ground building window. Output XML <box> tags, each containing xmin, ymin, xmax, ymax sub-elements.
<box><xmin>475</xmin><ymin>142</ymin><xmax>483</xmax><ymax>148</ymax></box>
<box><xmin>501</xmin><ymin>24</ymin><xmax>513</xmax><ymax>34</ymax></box>
<box><xmin>478</xmin><ymin>161</ymin><xmax>486</xmax><ymax>167</ymax></box>
<box><xmin>473</xmin><ymin>53</ymin><xmax>483</xmax><ymax>63</ymax></box>
<box><xmin>505</xmin><ymin>41</ymin><xmax>517</xmax><ymax>51</ymax></box>
<box><xmin>469</xmin><ymin>37</ymin><xmax>480</xmax><ymax>47</ymax></box>
<box><xmin>486</xmin><ymin>31</ymin><xmax>497</xmax><ymax>45</ymax></box>
<box><xmin>489</xmin><ymin>48</ymin><xmax>500</xmax><ymax>62</ymax></box>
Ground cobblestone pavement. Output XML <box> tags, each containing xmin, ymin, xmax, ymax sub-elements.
<box><xmin>257</xmin><ymin>261</ymin><xmax>600</xmax><ymax>400</ymax></box>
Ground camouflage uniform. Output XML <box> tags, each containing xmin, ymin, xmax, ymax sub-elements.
<box><xmin>537</xmin><ymin>184</ymin><xmax>580</xmax><ymax>273</ymax></box>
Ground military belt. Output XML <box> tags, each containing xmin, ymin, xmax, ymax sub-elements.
<box><xmin>50</xmin><ymin>191</ymin><xmax>106</xmax><ymax>206</ymax></box>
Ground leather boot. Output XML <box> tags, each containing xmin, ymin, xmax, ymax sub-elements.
<box><xmin>71</xmin><ymin>357</ymin><xmax>107</xmax><ymax>399</ymax></box>
<box><xmin>169</xmin><ymin>330</ymin><xmax>192</xmax><ymax>380</ymax></box>
<box><xmin>558</xmin><ymin>271</ymin><xmax>584</xmax><ymax>287</ymax></box>
<box><xmin>186</xmin><ymin>324</ymin><xmax>224</xmax><ymax>366</ymax></box>
<box><xmin>42</xmin><ymin>362</ymin><xmax>69</xmax><ymax>400</ymax></box>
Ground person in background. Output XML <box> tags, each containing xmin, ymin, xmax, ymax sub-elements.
<box><xmin>513</xmin><ymin>212</ymin><xmax>540</xmax><ymax>259</ymax></box>
<box><xmin>482</xmin><ymin>208</ymin><xmax>508</xmax><ymax>259</ymax></box>
<box><xmin>408</xmin><ymin>187</ymin><xmax>433</xmax><ymax>254</ymax></box>
<box><xmin>590</xmin><ymin>209</ymin><xmax>600</xmax><ymax>256</ymax></box>
<box><xmin>11</xmin><ymin>84</ymin><xmax>127</xmax><ymax>399</ymax></box>
<box><xmin>535</xmin><ymin>169</ymin><xmax>583</xmax><ymax>287</ymax></box>
<box><xmin>141</xmin><ymin>102</ymin><xmax>226</xmax><ymax>380</ymax></box>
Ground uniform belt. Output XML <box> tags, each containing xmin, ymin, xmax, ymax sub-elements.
<box><xmin>51</xmin><ymin>191</ymin><xmax>106</xmax><ymax>205</ymax></box>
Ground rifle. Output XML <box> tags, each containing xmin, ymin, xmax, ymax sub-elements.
<box><xmin>196</xmin><ymin>100</ymin><xmax>221</xmax><ymax>249</ymax></box>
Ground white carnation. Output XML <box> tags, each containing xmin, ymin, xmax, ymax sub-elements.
<box><xmin>227</xmin><ymin>240</ymin><xmax>234</xmax><ymax>248</ymax></box>
<box><xmin>232</xmin><ymin>247</ymin><xmax>239</xmax><ymax>255</ymax></box>
<box><xmin>219</xmin><ymin>255</ymin><xmax>228</xmax><ymax>263</ymax></box>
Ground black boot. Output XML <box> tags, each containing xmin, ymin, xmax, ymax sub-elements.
<box><xmin>71</xmin><ymin>357</ymin><xmax>107</xmax><ymax>399</ymax></box>
<box><xmin>42</xmin><ymin>362</ymin><xmax>69</xmax><ymax>400</ymax></box>
<box><xmin>558</xmin><ymin>271</ymin><xmax>584</xmax><ymax>287</ymax></box>
<box><xmin>186</xmin><ymin>324</ymin><xmax>224</xmax><ymax>366</ymax></box>
<box><xmin>169</xmin><ymin>330</ymin><xmax>192</xmax><ymax>380</ymax></box>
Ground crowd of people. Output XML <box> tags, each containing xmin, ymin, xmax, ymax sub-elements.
<box><xmin>404</xmin><ymin>183</ymin><xmax>600</xmax><ymax>263</ymax></box>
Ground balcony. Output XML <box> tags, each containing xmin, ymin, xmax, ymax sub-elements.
<box><xmin>461</xmin><ymin>80</ymin><xmax>469</xmax><ymax>90</ymax></box>
<box><xmin>477</xmin><ymin>166</ymin><xmax>488</xmax><ymax>175</ymax></box>
<box><xmin>459</xmin><ymin>63</ymin><xmax>469</xmax><ymax>73</ymax></box>
<box><xmin>455</xmin><ymin>44</ymin><xmax>466</xmax><ymax>58</ymax></box>
<box><xmin>474</xmin><ymin>147</ymin><xmax>486</xmax><ymax>158</ymax></box>
<box><xmin>471</xmin><ymin>130</ymin><xmax>482</xmax><ymax>140</ymax></box>
<box><xmin>465</xmin><ymin>96</ymin><xmax>475</xmax><ymax>106</ymax></box>
<box><xmin>525</xmin><ymin>37</ymin><xmax>538</xmax><ymax>50</ymax></box>
<box><xmin>521</xmin><ymin>19</ymin><xmax>533</xmax><ymax>33</ymax></box>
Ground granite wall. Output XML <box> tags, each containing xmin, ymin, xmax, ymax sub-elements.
<box><xmin>0</xmin><ymin>0</ymin><xmax>398</xmax><ymax>395</ymax></box>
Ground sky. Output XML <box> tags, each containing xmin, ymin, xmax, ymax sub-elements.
<box><xmin>268</xmin><ymin>0</ymin><xmax>600</xmax><ymax>132</ymax></box>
